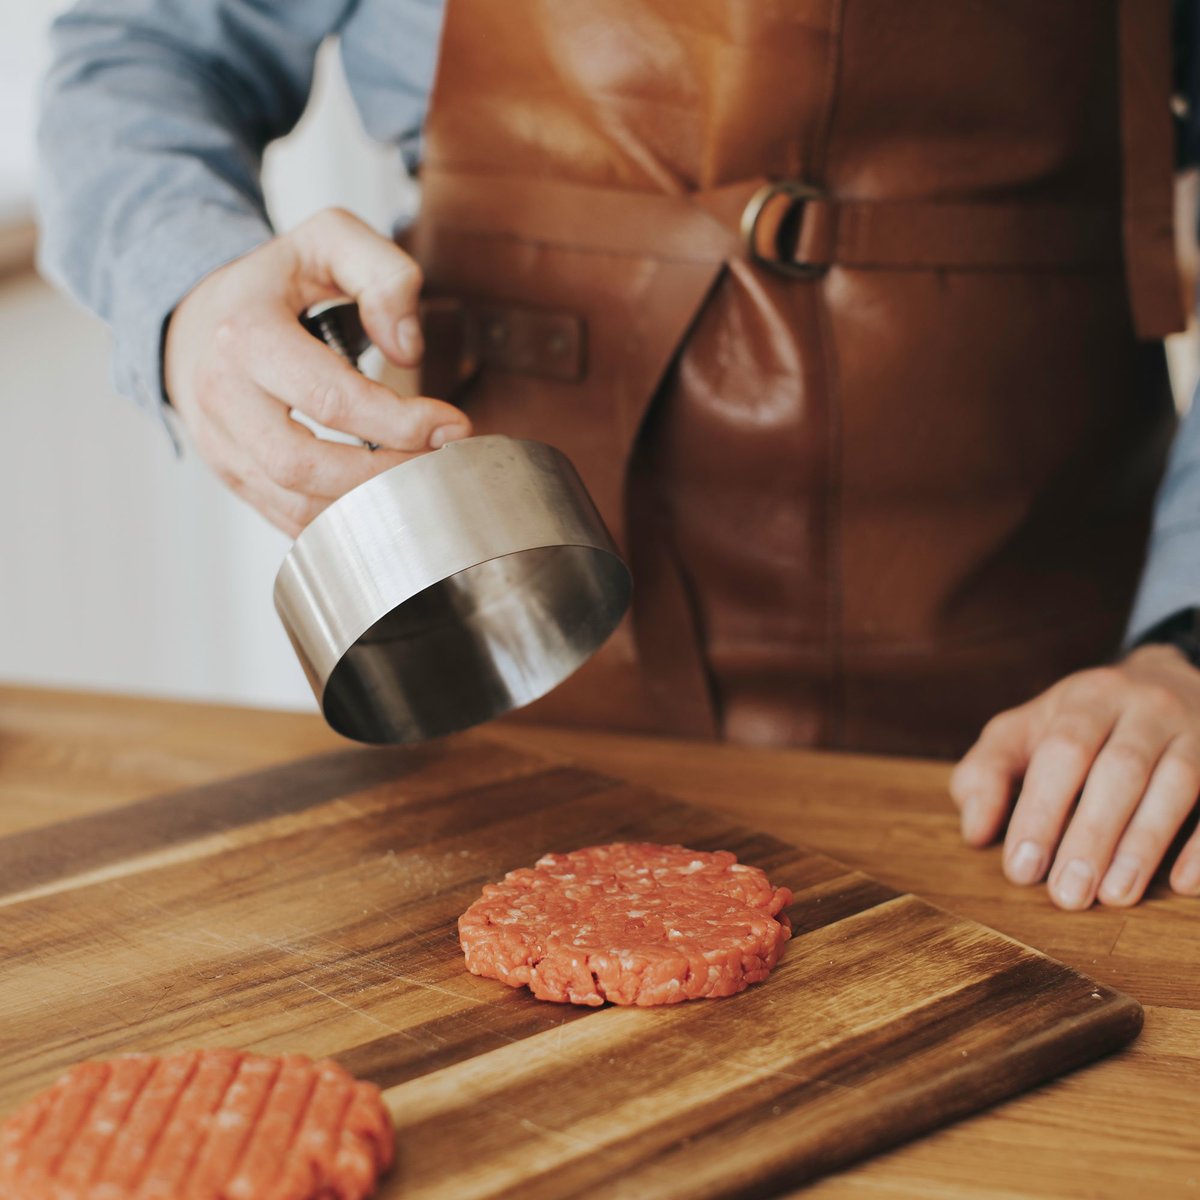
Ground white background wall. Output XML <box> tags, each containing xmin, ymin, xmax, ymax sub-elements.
<box><xmin>1</xmin><ymin>15</ymin><xmax>410</xmax><ymax>712</ymax></box>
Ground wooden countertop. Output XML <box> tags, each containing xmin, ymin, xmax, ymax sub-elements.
<box><xmin>1</xmin><ymin>684</ymin><xmax>1196</xmax><ymax>1198</ymax></box>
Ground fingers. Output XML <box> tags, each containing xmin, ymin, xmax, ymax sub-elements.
<box><xmin>185</xmin><ymin>413</ymin><xmax>319</xmax><ymax>539</ymax></box>
<box><xmin>951</xmin><ymin>706</ymin><xmax>1034</xmax><ymax>847</ymax></box>
<box><xmin>1047</xmin><ymin>706</ymin><xmax>1169</xmax><ymax>909</ymax></box>
<box><xmin>197</xmin><ymin>382</ymin><xmax>416</xmax><ymax>532</ymax></box>
<box><xmin>1094</xmin><ymin>735</ymin><xmax>1200</xmax><ymax>905</ymax></box>
<box><xmin>957</xmin><ymin>654</ymin><xmax>1200</xmax><ymax>910</ymax></box>
<box><xmin>164</xmin><ymin>218</ymin><xmax>470</xmax><ymax>535</ymax></box>
<box><xmin>286</xmin><ymin>208</ymin><xmax>426</xmax><ymax>367</ymax></box>
<box><xmin>1000</xmin><ymin>690</ymin><xmax>1116</xmax><ymax>888</ymax></box>
<box><xmin>232</xmin><ymin>473</ymin><xmax>329</xmax><ymax>540</ymax></box>
<box><xmin>233</xmin><ymin>388</ymin><xmax>421</xmax><ymax>501</ymax></box>
<box><xmin>246</xmin><ymin>313</ymin><xmax>468</xmax><ymax>452</ymax></box>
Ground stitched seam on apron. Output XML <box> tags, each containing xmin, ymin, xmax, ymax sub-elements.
<box><xmin>419</xmin><ymin>224</ymin><xmax>729</xmax><ymax>266</ymax></box>
<box><xmin>421</xmin><ymin>223</ymin><xmax>1126</xmax><ymax>274</ymax></box>
<box><xmin>424</xmin><ymin>224</ymin><xmax>1127</xmax><ymax>273</ymax></box>
<box><xmin>709</xmin><ymin>613</ymin><xmax>1127</xmax><ymax>658</ymax></box>
<box><xmin>812</xmin><ymin>0</ymin><xmax>848</xmax><ymax>749</ymax></box>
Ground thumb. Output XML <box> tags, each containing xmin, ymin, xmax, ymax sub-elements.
<box><xmin>950</xmin><ymin>704</ymin><xmax>1035</xmax><ymax>846</ymax></box>
<box><xmin>285</xmin><ymin>207</ymin><xmax>426</xmax><ymax>368</ymax></box>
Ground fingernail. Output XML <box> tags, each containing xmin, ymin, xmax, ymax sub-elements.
<box><xmin>1054</xmin><ymin>859</ymin><xmax>1095</xmax><ymax>910</ymax></box>
<box><xmin>1174</xmin><ymin>859</ymin><xmax>1200</xmax><ymax>895</ymax></box>
<box><xmin>1099</xmin><ymin>854</ymin><xmax>1141</xmax><ymax>903</ymax></box>
<box><xmin>396</xmin><ymin>316</ymin><xmax>423</xmax><ymax>360</ymax></box>
<box><xmin>429</xmin><ymin>424</ymin><xmax>469</xmax><ymax>450</ymax></box>
<box><xmin>1008</xmin><ymin>840</ymin><xmax>1045</xmax><ymax>885</ymax></box>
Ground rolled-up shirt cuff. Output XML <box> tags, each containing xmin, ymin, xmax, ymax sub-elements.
<box><xmin>1123</xmin><ymin>521</ymin><xmax>1200</xmax><ymax>648</ymax></box>
<box><xmin>104</xmin><ymin>201</ymin><xmax>272</xmax><ymax>411</ymax></box>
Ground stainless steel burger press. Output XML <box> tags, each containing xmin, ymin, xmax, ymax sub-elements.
<box><xmin>274</xmin><ymin>304</ymin><xmax>632</xmax><ymax>744</ymax></box>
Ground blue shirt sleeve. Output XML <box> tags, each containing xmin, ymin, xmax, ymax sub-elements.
<box><xmin>36</xmin><ymin>0</ymin><xmax>357</xmax><ymax>411</ymax></box>
<box><xmin>1125</xmin><ymin>384</ymin><xmax>1200</xmax><ymax>644</ymax></box>
<box><xmin>1125</xmin><ymin>1</ymin><xmax>1200</xmax><ymax>643</ymax></box>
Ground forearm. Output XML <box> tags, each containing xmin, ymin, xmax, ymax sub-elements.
<box><xmin>1124</xmin><ymin>381</ymin><xmax>1200</xmax><ymax>644</ymax></box>
<box><xmin>36</xmin><ymin>0</ymin><xmax>352</xmax><ymax>409</ymax></box>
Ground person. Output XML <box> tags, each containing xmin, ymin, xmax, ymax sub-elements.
<box><xmin>36</xmin><ymin>0</ymin><xmax>1200</xmax><ymax>910</ymax></box>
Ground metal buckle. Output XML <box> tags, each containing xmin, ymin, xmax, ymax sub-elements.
<box><xmin>740</xmin><ymin>180</ymin><xmax>826</xmax><ymax>279</ymax></box>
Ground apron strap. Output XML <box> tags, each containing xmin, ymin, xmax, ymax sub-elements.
<box><xmin>1118</xmin><ymin>0</ymin><xmax>1187</xmax><ymax>339</ymax></box>
<box><xmin>626</xmin><ymin>458</ymin><xmax>722</xmax><ymax>740</ymax></box>
<box><xmin>423</xmin><ymin>168</ymin><xmax>1138</xmax><ymax>272</ymax></box>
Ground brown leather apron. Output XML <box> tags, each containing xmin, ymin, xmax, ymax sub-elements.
<box><xmin>405</xmin><ymin>0</ymin><xmax>1185</xmax><ymax>758</ymax></box>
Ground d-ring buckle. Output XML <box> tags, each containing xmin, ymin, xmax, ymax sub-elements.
<box><xmin>740</xmin><ymin>180</ymin><xmax>826</xmax><ymax>279</ymax></box>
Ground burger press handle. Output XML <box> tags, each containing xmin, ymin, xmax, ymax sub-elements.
<box><xmin>300</xmin><ymin>301</ymin><xmax>372</xmax><ymax>367</ymax></box>
<box><xmin>276</xmin><ymin>302</ymin><xmax>633</xmax><ymax>745</ymax></box>
<box><xmin>299</xmin><ymin>302</ymin><xmax>379</xmax><ymax>449</ymax></box>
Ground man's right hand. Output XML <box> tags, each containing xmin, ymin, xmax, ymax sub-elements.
<box><xmin>163</xmin><ymin>207</ymin><xmax>471</xmax><ymax>537</ymax></box>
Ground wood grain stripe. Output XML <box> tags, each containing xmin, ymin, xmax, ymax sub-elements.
<box><xmin>0</xmin><ymin>739</ymin><xmax>542</xmax><ymax>901</ymax></box>
<box><xmin>338</xmin><ymin>868</ymin><xmax>895</xmax><ymax>1092</ymax></box>
<box><xmin>0</xmin><ymin>767</ymin><xmax>614</xmax><ymax>929</ymax></box>
<box><xmin>595</xmin><ymin>990</ymin><xmax>1144</xmax><ymax>1200</ymax></box>
<box><xmin>378</xmin><ymin>895</ymin><xmax>1141</xmax><ymax>1199</ymax></box>
<box><xmin>0</xmin><ymin>746</ymin><xmax>431</xmax><ymax>898</ymax></box>
<box><xmin>530</xmin><ymin>959</ymin><xmax>1136</xmax><ymax>1200</ymax></box>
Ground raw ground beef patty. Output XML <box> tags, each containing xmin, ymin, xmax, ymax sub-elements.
<box><xmin>0</xmin><ymin>1049</ymin><xmax>392</xmax><ymax>1200</ymax></box>
<box><xmin>458</xmin><ymin>842</ymin><xmax>794</xmax><ymax>1006</ymax></box>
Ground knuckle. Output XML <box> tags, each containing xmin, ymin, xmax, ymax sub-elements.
<box><xmin>1172</xmin><ymin>732</ymin><xmax>1200</xmax><ymax>763</ymax></box>
<box><xmin>279</xmin><ymin>491</ymin><xmax>323</xmax><ymax>529</ymax></box>
<box><xmin>1041</xmin><ymin>723</ymin><xmax>1094</xmax><ymax>763</ymax></box>
<box><xmin>1136</xmin><ymin>683</ymin><xmax>1185</xmax><ymax>722</ymax></box>
<box><xmin>1071</xmin><ymin>666</ymin><xmax>1124</xmax><ymax>702</ymax></box>
<box><xmin>311</xmin><ymin>205</ymin><xmax>355</xmax><ymax>233</ymax></box>
<box><xmin>980</xmin><ymin>710</ymin><xmax>1018</xmax><ymax>743</ymax></box>
<box><xmin>1101</xmin><ymin>741</ymin><xmax>1153</xmax><ymax>782</ymax></box>
<box><xmin>211</xmin><ymin>316</ymin><xmax>243</xmax><ymax>354</ymax></box>
<box><xmin>1175</xmin><ymin>845</ymin><xmax>1200</xmax><ymax>883</ymax></box>
<box><xmin>948</xmin><ymin>760</ymin><xmax>976</xmax><ymax>795</ymax></box>
<box><xmin>1159</xmin><ymin>749</ymin><xmax>1200</xmax><ymax>796</ymax></box>
<box><xmin>292</xmin><ymin>208</ymin><xmax>358</xmax><ymax>265</ymax></box>
<box><xmin>361</xmin><ymin>257</ymin><xmax>423</xmax><ymax>304</ymax></box>
<box><xmin>214</xmin><ymin>463</ymin><xmax>242</xmax><ymax>490</ymax></box>
<box><xmin>1177</xmin><ymin>842</ymin><xmax>1200</xmax><ymax>868</ymax></box>
<box><xmin>189</xmin><ymin>380</ymin><xmax>218</xmax><ymax>416</ymax></box>
<box><xmin>306</xmin><ymin>378</ymin><xmax>351</xmax><ymax>427</ymax></box>
<box><xmin>1063</xmin><ymin>797</ymin><xmax>1121</xmax><ymax>845</ymax></box>
<box><xmin>1063</xmin><ymin>822</ymin><xmax>1108</xmax><ymax>856</ymax></box>
<box><xmin>301</xmin><ymin>498</ymin><xmax>328</xmax><ymax>528</ymax></box>
<box><xmin>193</xmin><ymin>377</ymin><xmax>233</xmax><ymax>420</ymax></box>
<box><xmin>389</xmin><ymin>255</ymin><xmax>423</xmax><ymax>291</ymax></box>
<box><xmin>261</xmin><ymin>444</ymin><xmax>311</xmax><ymax>491</ymax></box>
<box><xmin>1113</xmin><ymin>833</ymin><xmax>1154</xmax><ymax>866</ymax></box>
<box><xmin>948</xmin><ymin>768</ymin><xmax>982</xmax><ymax>807</ymax></box>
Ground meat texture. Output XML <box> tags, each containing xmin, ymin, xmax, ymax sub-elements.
<box><xmin>0</xmin><ymin>1049</ymin><xmax>393</xmax><ymax>1200</ymax></box>
<box><xmin>459</xmin><ymin>842</ymin><xmax>793</xmax><ymax>1006</ymax></box>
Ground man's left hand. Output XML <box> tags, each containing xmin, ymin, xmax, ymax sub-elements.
<box><xmin>951</xmin><ymin>645</ymin><xmax>1200</xmax><ymax>908</ymax></box>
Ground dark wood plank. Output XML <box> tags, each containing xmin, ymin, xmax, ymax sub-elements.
<box><xmin>0</xmin><ymin>738</ymin><xmax>544</xmax><ymax>898</ymax></box>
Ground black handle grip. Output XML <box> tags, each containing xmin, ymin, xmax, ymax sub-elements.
<box><xmin>300</xmin><ymin>302</ymin><xmax>372</xmax><ymax>367</ymax></box>
<box><xmin>298</xmin><ymin>301</ymin><xmax>379</xmax><ymax>450</ymax></box>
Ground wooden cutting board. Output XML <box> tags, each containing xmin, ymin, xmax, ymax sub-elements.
<box><xmin>0</xmin><ymin>735</ymin><xmax>1142</xmax><ymax>1198</ymax></box>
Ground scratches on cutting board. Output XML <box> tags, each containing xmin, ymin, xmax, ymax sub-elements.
<box><xmin>1107</xmin><ymin>919</ymin><xmax>1129</xmax><ymax>957</ymax></box>
<box><xmin>0</xmin><ymin>787</ymin><xmax>405</xmax><ymax>912</ymax></box>
<box><xmin>287</xmin><ymin>977</ymin><xmax>412</xmax><ymax>1037</ymax></box>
